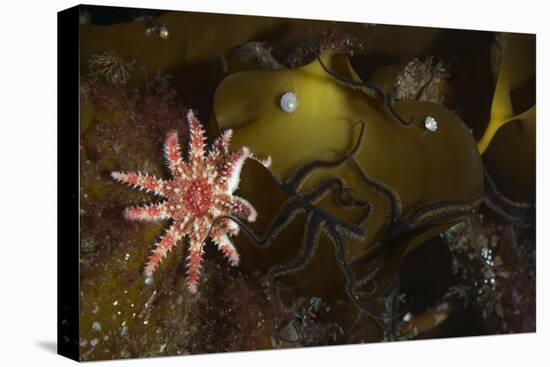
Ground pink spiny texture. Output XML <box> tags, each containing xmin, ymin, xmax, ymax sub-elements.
<box><xmin>112</xmin><ymin>110</ymin><xmax>271</xmax><ymax>293</ymax></box>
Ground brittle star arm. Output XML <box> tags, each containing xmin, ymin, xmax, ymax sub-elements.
<box><xmin>317</xmin><ymin>56</ymin><xmax>413</xmax><ymax>127</ymax></box>
<box><xmin>342</xmin><ymin>245</ymin><xmax>409</xmax><ymax>321</ymax></box>
<box><xmin>282</xmin><ymin>120</ymin><xmax>366</xmax><ymax>192</ymax></box>
<box><xmin>324</xmin><ymin>224</ymin><xmax>359</xmax><ymax>303</ymax></box>
<box><xmin>483</xmin><ymin>167</ymin><xmax>534</xmax><ymax>226</ymax></box>
<box><xmin>203</xmin><ymin>198</ymin><xmax>306</xmax><ymax>249</ymax></box>
<box><xmin>265</xmin><ymin>212</ymin><xmax>321</xmax><ymax>285</ymax></box>
<box><xmin>303</xmin><ymin>176</ymin><xmax>373</xmax><ymax>226</ymax></box>
<box><xmin>345</xmin><ymin>155</ymin><xmax>402</xmax><ymax>223</ymax></box>
<box><xmin>208</xmin><ymin>173</ymin><xmax>369</xmax><ymax>250</ymax></box>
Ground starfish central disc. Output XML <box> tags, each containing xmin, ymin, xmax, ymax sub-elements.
<box><xmin>183</xmin><ymin>178</ymin><xmax>212</xmax><ymax>216</ymax></box>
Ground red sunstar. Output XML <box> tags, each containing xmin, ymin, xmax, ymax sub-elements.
<box><xmin>112</xmin><ymin>110</ymin><xmax>271</xmax><ymax>293</ymax></box>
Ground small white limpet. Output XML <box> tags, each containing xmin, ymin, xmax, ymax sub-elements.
<box><xmin>280</xmin><ymin>91</ymin><xmax>298</xmax><ymax>113</ymax></box>
<box><xmin>424</xmin><ymin>116</ymin><xmax>438</xmax><ymax>132</ymax></box>
<box><xmin>144</xmin><ymin>276</ymin><xmax>154</xmax><ymax>286</ymax></box>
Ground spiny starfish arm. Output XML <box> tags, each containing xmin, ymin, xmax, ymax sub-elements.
<box><xmin>219</xmin><ymin>147</ymin><xmax>272</xmax><ymax>193</ymax></box>
<box><xmin>123</xmin><ymin>202</ymin><xmax>170</xmax><ymax>221</ymax></box>
<box><xmin>207</xmin><ymin>216</ymin><xmax>240</xmax><ymax>246</ymax></box>
<box><xmin>186</xmin><ymin>247</ymin><xmax>204</xmax><ymax>293</ymax></box>
<box><xmin>111</xmin><ymin>171</ymin><xmax>166</xmax><ymax>196</ymax></box>
<box><xmin>164</xmin><ymin>130</ymin><xmax>187</xmax><ymax>177</ymax></box>
<box><xmin>249</xmin><ymin>153</ymin><xmax>272</xmax><ymax>169</ymax></box>
<box><xmin>186</xmin><ymin>224</ymin><xmax>208</xmax><ymax>293</ymax></box>
<box><xmin>215</xmin><ymin>217</ymin><xmax>240</xmax><ymax>236</ymax></box>
<box><xmin>214</xmin><ymin>194</ymin><xmax>258</xmax><ymax>222</ymax></box>
<box><xmin>221</xmin><ymin>146</ymin><xmax>251</xmax><ymax>193</ymax></box>
<box><xmin>143</xmin><ymin>224</ymin><xmax>183</xmax><ymax>280</ymax></box>
<box><xmin>186</xmin><ymin>110</ymin><xmax>206</xmax><ymax>164</ymax></box>
<box><xmin>207</xmin><ymin>129</ymin><xmax>233</xmax><ymax>163</ymax></box>
<box><xmin>211</xmin><ymin>231</ymin><xmax>240</xmax><ymax>266</ymax></box>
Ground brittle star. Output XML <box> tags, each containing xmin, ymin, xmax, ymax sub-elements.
<box><xmin>205</xmin><ymin>120</ymin><xmax>404</xmax><ymax>318</ymax></box>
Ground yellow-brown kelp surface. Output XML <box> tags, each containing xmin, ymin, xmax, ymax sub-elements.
<box><xmin>213</xmin><ymin>52</ymin><xmax>484</xmax><ymax>301</ymax></box>
<box><xmin>481</xmin><ymin>33</ymin><xmax>535</xmax><ymax>205</ymax></box>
